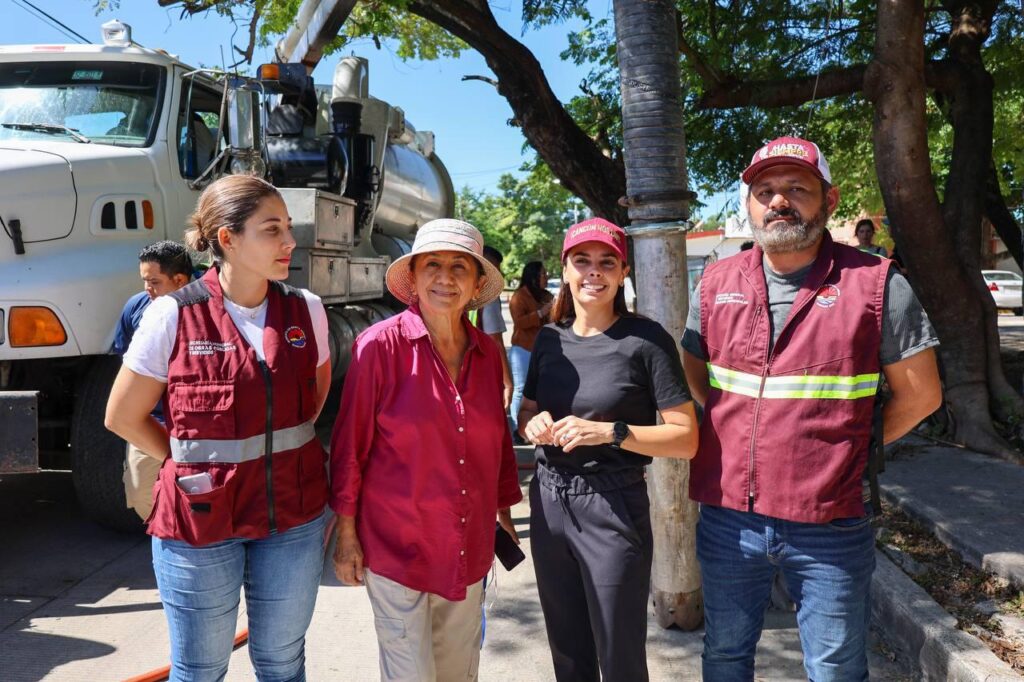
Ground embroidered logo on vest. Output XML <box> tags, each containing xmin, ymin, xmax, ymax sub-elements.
<box><xmin>715</xmin><ymin>292</ymin><xmax>749</xmax><ymax>306</ymax></box>
<box><xmin>815</xmin><ymin>284</ymin><xmax>841</xmax><ymax>308</ymax></box>
<box><xmin>285</xmin><ymin>326</ymin><xmax>307</xmax><ymax>348</ymax></box>
<box><xmin>188</xmin><ymin>340</ymin><xmax>238</xmax><ymax>356</ymax></box>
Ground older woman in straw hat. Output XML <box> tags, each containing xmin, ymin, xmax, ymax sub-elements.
<box><xmin>329</xmin><ymin>218</ymin><xmax>522</xmax><ymax>681</ymax></box>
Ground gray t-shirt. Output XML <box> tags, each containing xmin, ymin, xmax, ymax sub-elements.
<box><xmin>479</xmin><ymin>297</ymin><xmax>506</xmax><ymax>335</ymax></box>
<box><xmin>681</xmin><ymin>258</ymin><xmax>938</xmax><ymax>365</ymax></box>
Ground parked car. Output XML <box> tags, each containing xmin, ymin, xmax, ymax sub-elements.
<box><xmin>982</xmin><ymin>270</ymin><xmax>1023</xmax><ymax>315</ymax></box>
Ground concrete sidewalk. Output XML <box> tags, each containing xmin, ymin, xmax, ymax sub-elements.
<box><xmin>882</xmin><ymin>438</ymin><xmax>1024</xmax><ymax>588</ymax></box>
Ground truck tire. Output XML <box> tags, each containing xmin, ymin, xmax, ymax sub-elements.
<box><xmin>71</xmin><ymin>356</ymin><xmax>143</xmax><ymax>533</ymax></box>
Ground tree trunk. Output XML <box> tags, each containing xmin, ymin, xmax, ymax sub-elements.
<box><xmin>984</xmin><ymin>161</ymin><xmax>1023</xmax><ymax>271</ymax></box>
<box><xmin>866</xmin><ymin>0</ymin><xmax>1022</xmax><ymax>463</ymax></box>
<box><xmin>613</xmin><ymin>0</ymin><xmax>702</xmax><ymax>631</ymax></box>
<box><xmin>940</xmin><ymin>2</ymin><xmax>1024</xmax><ymax>439</ymax></box>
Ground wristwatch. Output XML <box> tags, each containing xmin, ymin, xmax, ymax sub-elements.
<box><xmin>610</xmin><ymin>421</ymin><xmax>629</xmax><ymax>448</ymax></box>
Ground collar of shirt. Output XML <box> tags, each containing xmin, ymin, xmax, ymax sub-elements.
<box><xmin>398</xmin><ymin>304</ymin><xmax>485</xmax><ymax>356</ymax></box>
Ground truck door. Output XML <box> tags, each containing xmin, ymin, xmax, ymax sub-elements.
<box><xmin>169</xmin><ymin>67</ymin><xmax>225</xmax><ymax>234</ymax></box>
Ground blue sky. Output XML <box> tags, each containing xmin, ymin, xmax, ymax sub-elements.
<box><xmin>1</xmin><ymin>0</ymin><xmax>729</xmax><ymax>216</ymax></box>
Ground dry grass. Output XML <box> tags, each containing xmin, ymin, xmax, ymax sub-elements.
<box><xmin>876</xmin><ymin>504</ymin><xmax>1024</xmax><ymax>672</ymax></box>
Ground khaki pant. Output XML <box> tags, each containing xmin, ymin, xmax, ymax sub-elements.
<box><xmin>364</xmin><ymin>568</ymin><xmax>484</xmax><ymax>682</ymax></box>
<box><xmin>122</xmin><ymin>442</ymin><xmax>163</xmax><ymax>520</ymax></box>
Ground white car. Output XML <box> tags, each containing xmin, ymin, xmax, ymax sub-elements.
<box><xmin>982</xmin><ymin>270</ymin><xmax>1023</xmax><ymax>314</ymax></box>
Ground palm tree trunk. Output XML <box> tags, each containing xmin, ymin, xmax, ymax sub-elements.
<box><xmin>614</xmin><ymin>0</ymin><xmax>702</xmax><ymax>630</ymax></box>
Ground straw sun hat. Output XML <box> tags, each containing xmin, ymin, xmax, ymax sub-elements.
<box><xmin>385</xmin><ymin>218</ymin><xmax>505</xmax><ymax>311</ymax></box>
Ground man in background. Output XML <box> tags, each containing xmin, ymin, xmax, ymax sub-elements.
<box><xmin>112</xmin><ymin>241</ymin><xmax>192</xmax><ymax>520</ymax></box>
<box><xmin>474</xmin><ymin>245</ymin><xmax>514</xmax><ymax>411</ymax></box>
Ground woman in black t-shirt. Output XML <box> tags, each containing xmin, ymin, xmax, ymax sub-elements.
<box><xmin>517</xmin><ymin>218</ymin><xmax>698</xmax><ymax>682</ymax></box>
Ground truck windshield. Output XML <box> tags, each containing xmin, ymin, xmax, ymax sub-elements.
<box><xmin>0</xmin><ymin>61</ymin><xmax>162</xmax><ymax>147</ymax></box>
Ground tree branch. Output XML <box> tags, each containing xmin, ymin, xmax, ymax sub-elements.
<box><xmin>675</xmin><ymin>13</ymin><xmax>725</xmax><ymax>87</ymax></box>
<box><xmin>408</xmin><ymin>0</ymin><xmax>627</xmax><ymax>223</ymax></box>
<box><xmin>230</xmin><ymin>2</ymin><xmax>262</xmax><ymax>68</ymax></box>
<box><xmin>984</xmin><ymin>161</ymin><xmax>1023</xmax><ymax>269</ymax></box>
<box><xmin>699</xmin><ymin>60</ymin><xmax>961</xmax><ymax>110</ymax></box>
<box><xmin>775</xmin><ymin>23</ymin><xmax>874</xmax><ymax>69</ymax></box>
<box><xmin>698</xmin><ymin>65</ymin><xmax>868</xmax><ymax>109</ymax></box>
<box><xmin>461</xmin><ymin>74</ymin><xmax>499</xmax><ymax>87</ymax></box>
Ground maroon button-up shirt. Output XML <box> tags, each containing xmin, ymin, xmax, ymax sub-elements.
<box><xmin>329</xmin><ymin>305</ymin><xmax>522</xmax><ymax>600</ymax></box>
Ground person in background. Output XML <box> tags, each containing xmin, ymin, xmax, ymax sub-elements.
<box><xmin>105</xmin><ymin>175</ymin><xmax>332</xmax><ymax>681</ymax></box>
<box><xmin>473</xmin><ymin>245</ymin><xmax>514</xmax><ymax>410</ymax></box>
<box><xmin>854</xmin><ymin>218</ymin><xmax>888</xmax><ymax>256</ymax></box>
<box><xmin>682</xmin><ymin>136</ymin><xmax>941</xmax><ymax>680</ymax></box>
<box><xmin>112</xmin><ymin>241</ymin><xmax>192</xmax><ymax>521</ymax></box>
<box><xmin>519</xmin><ymin>218</ymin><xmax>699</xmax><ymax>681</ymax></box>
<box><xmin>330</xmin><ymin>219</ymin><xmax>522</xmax><ymax>682</ymax></box>
<box><xmin>508</xmin><ymin>260</ymin><xmax>554</xmax><ymax>438</ymax></box>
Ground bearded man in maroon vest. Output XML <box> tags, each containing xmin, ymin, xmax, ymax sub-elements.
<box><xmin>681</xmin><ymin>136</ymin><xmax>942</xmax><ymax>681</ymax></box>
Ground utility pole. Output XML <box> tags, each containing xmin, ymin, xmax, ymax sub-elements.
<box><xmin>613</xmin><ymin>0</ymin><xmax>702</xmax><ymax>629</ymax></box>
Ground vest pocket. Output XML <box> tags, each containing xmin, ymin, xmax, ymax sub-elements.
<box><xmin>170</xmin><ymin>381</ymin><xmax>236</xmax><ymax>437</ymax></box>
<box><xmin>171</xmin><ymin>464</ymin><xmax>236</xmax><ymax>546</ymax></box>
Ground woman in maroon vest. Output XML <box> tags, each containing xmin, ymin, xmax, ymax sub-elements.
<box><xmin>105</xmin><ymin>175</ymin><xmax>332</xmax><ymax>681</ymax></box>
<box><xmin>329</xmin><ymin>219</ymin><xmax>522</xmax><ymax>681</ymax></box>
<box><xmin>517</xmin><ymin>218</ymin><xmax>699</xmax><ymax>681</ymax></box>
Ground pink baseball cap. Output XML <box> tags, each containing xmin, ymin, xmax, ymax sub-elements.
<box><xmin>741</xmin><ymin>136</ymin><xmax>832</xmax><ymax>185</ymax></box>
<box><xmin>561</xmin><ymin>218</ymin><xmax>628</xmax><ymax>262</ymax></box>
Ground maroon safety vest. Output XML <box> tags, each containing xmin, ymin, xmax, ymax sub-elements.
<box><xmin>691</xmin><ymin>232</ymin><xmax>891</xmax><ymax>523</ymax></box>
<box><xmin>147</xmin><ymin>268</ymin><xmax>328</xmax><ymax>545</ymax></box>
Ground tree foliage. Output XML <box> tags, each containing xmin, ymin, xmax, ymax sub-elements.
<box><xmin>555</xmin><ymin>1</ymin><xmax>1024</xmax><ymax>220</ymax></box>
<box><xmin>457</xmin><ymin>162</ymin><xmax>582</xmax><ymax>282</ymax></box>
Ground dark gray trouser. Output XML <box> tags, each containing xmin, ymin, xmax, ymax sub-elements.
<box><xmin>530</xmin><ymin>464</ymin><xmax>653</xmax><ymax>682</ymax></box>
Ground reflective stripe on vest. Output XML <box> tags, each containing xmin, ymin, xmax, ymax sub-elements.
<box><xmin>169</xmin><ymin>420</ymin><xmax>316</xmax><ymax>463</ymax></box>
<box><xmin>707</xmin><ymin>363</ymin><xmax>880</xmax><ymax>400</ymax></box>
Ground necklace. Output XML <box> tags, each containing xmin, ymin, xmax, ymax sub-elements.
<box><xmin>226</xmin><ymin>297</ymin><xmax>266</xmax><ymax>320</ymax></box>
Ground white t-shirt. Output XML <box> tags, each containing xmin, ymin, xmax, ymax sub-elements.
<box><xmin>124</xmin><ymin>287</ymin><xmax>330</xmax><ymax>383</ymax></box>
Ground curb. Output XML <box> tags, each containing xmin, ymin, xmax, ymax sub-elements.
<box><xmin>882</xmin><ymin>470</ymin><xmax>1024</xmax><ymax>590</ymax></box>
<box><xmin>872</xmin><ymin>549</ymin><xmax>1020</xmax><ymax>681</ymax></box>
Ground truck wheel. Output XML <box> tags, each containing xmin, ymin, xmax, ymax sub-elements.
<box><xmin>71</xmin><ymin>356</ymin><xmax>143</xmax><ymax>533</ymax></box>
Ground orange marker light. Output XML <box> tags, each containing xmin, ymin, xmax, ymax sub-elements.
<box><xmin>9</xmin><ymin>307</ymin><xmax>67</xmax><ymax>347</ymax></box>
<box><xmin>142</xmin><ymin>200</ymin><xmax>154</xmax><ymax>229</ymax></box>
<box><xmin>258</xmin><ymin>63</ymin><xmax>280</xmax><ymax>80</ymax></box>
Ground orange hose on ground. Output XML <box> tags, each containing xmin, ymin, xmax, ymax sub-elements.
<box><xmin>122</xmin><ymin>629</ymin><xmax>249</xmax><ymax>682</ymax></box>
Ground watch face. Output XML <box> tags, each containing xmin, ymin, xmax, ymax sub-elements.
<box><xmin>613</xmin><ymin>421</ymin><xmax>629</xmax><ymax>443</ymax></box>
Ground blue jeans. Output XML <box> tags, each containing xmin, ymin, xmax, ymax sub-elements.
<box><xmin>697</xmin><ymin>504</ymin><xmax>874</xmax><ymax>682</ymax></box>
<box><xmin>152</xmin><ymin>511</ymin><xmax>328</xmax><ymax>682</ymax></box>
<box><xmin>509</xmin><ymin>345</ymin><xmax>531</xmax><ymax>431</ymax></box>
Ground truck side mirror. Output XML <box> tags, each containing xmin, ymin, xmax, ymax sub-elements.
<box><xmin>226</xmin><ymin>85</ymin><xmax>266</xmax><ymax>177</ymax></box>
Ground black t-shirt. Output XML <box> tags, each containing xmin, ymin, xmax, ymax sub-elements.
<box><xmin>523</xmin><ymin>316</ymin><xmax>692</xmax><ymax>474</ymax></box>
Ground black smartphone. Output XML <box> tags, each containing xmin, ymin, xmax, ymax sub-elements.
<box><xmin>494</xmin><ymin>522</ymin><xmax>526</xmax><ymax>571</ymax></box>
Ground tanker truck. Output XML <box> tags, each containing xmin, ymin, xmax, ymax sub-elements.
<box><xmin>0</xmin><ymin>2</ymin><xmax>454</xmax><ymax>530</ymax></box>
